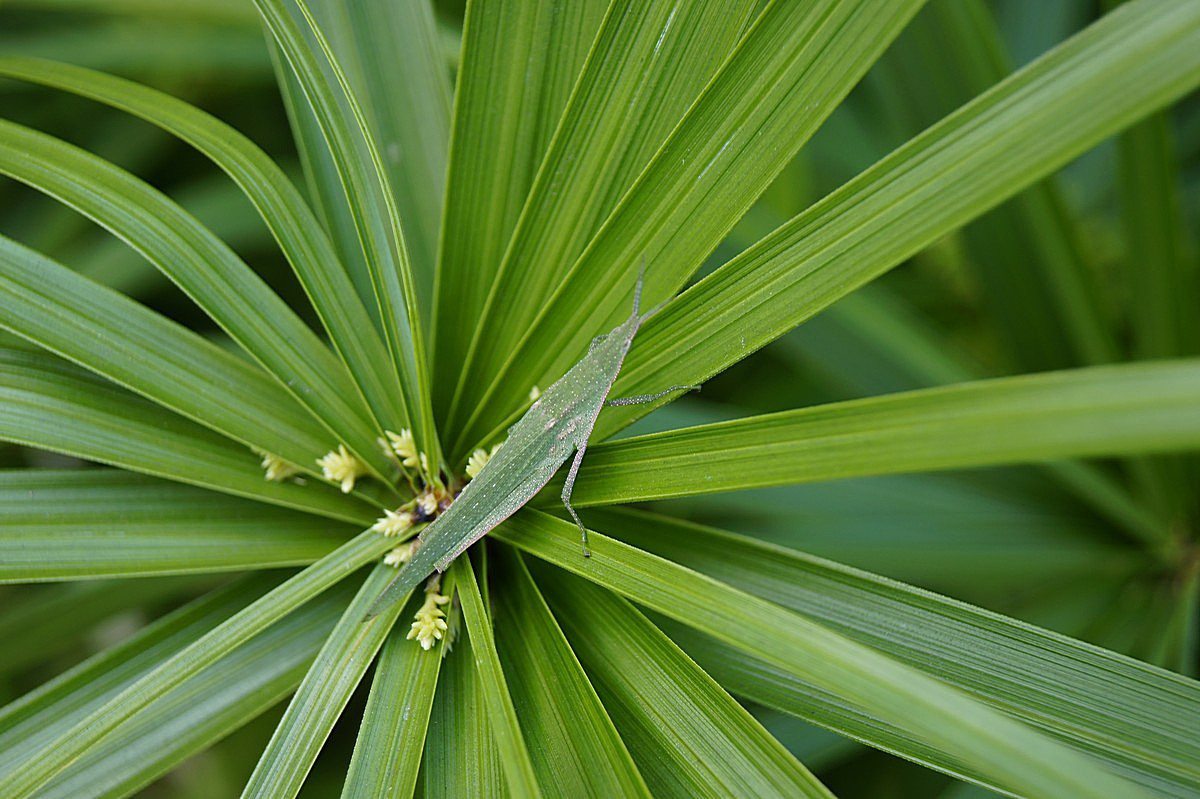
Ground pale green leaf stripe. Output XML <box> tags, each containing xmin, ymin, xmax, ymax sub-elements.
<box><xmin>454</xmin><ymin>0</ymin><xmax>925</xmax><ymax>451</ymax></box>
<box><xmin>497</xmin><ymin>511</ymin><xmax>1149</xmax><ymax>799</ymax></box>
<box><xmin>0</xmin><ymin>56</ymin><xmax>408</xmax><ymax>435</ymax></box>
<box><xmin>572</xmin><ymin>360</ymin><xmax>1200</xmax><ymax>507</ymax></box>
<box><xmin>0</xmin><ymin>234</ymin><xmax>333</xmax><ymax>477</ymax></box>
<box><xmin>0</xmin><ymin>529</ymin><xmax>393</xmax><ymax>798</ymax></box>
<box><xmin>30</xmin><ymin>587</ymin><xmax>349</xmax><ymax>799</ymax></box>
<box><xmin>433</xmin><ymin>0</ymin><xmax>607</xmax><ymax>417</ymax></box>
<box><xmin>0</xmin><ymin>123</ymin><xmax>394</xmax><ymax>480</ymax></box>
<box><xmin>491</xmin><ymin>549</ymin><xmax>651</xmax><ymax>799</ymax></box>
<box><xmin>444</xmin><ymin>0</ymin><xmax>757</xmax><ymax>440</ymax></box>
<box><xmin>254</xmin><ymin>0</ymin><xmax>440</xmax><ymax>467</ymax></box>
<box><xmin>242</xmin><ymin>564</ymin><xmax>410</xmax><ymax>799</ymax></box>
<box><xmin>602</xmin><ymin>0</ymin><xmax>1200</xmax><ymax>437</ymax></box>
<box><xmin>0</xmin><ymin>347</ymin><xmax>375</xmax><ymax>524</ymax></box>
<box><xmin>341</xmin><ymin>594</ymin><xmax>442</xmax><ymax>799</ymax></box>
<box><xmin>599</xmin><ymin>508</ymin><xmax>1200</xmax><ymax>797</ymax></box>
<box><xmin>422</xmin><ymin>625</ymin><xmax>504</xmax><ymax>798</ymax></box>
<box><xmin>317</xmin><ymin>0</ymin><xmax>451</xmax><ymax>312</ymax></box>
<box><xmin>456</xmin><ymin>557</ymin><xmax>543</xmax><ymax>799</ymax></box>
<box><xmin>0</xmin><ymin>470</ymin><xmax>353</xmax><ymax>582</ymax></box>
<box><xmin>536</xmin><ymin>564</ymin><xmax>831</xmax><ymax>798</ymax></box>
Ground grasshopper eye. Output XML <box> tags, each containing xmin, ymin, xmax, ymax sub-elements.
<box><xmin>589</xmin><ymin>333</ymin><xmax>608</xmax><ymax>351</ymax></box>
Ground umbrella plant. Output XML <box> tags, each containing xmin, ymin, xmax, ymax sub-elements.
<box><xmin>0</xmin><ymin>0</ymin><xmax>1198</xmax><ymax>796</ymax></box>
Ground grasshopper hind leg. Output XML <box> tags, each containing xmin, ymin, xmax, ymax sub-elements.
<box><xmin>561</xmin><ymin>442</ymin><xmax>591</xmax><ymax>557</ymax></box>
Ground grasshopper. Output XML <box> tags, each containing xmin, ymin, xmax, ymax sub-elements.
<box><xmin>365</xmin><ymin>266</ymin><xmax>695</xmax><ymax>618</ymax></box>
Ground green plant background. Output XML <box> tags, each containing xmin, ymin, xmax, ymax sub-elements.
<box><xmin>0</xmin><ymin>0</ymin><xmax>1197</xmax><ymax>797</ymax></box>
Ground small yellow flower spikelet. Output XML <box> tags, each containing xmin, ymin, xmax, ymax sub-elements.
<box><xmin>317</xmin><ymin>445</ymin><xmax>367</xmax><ymax>493</ymax></box>
<box><xmin>529</xmin><ymin>385</ymin><xmax>541</xmax><ymax>402</ymax></box>
<box><xmin>465</xmin><ymin>449</ymin><xmax>489</xmax><ymax>479</ymax></box>
<box><xmin>371</xmin><ymin>508</ymin><xmax>415</xmax><ymax>537</ymax></box>
<box><xmin>417</xmin><ymin>490</ymin><xmax>439</xmax><ymax>517</ymax></box>
<box><xmin>384</xmin><ymin>429</ymin><xmax>420</xmax><ymax>468</ymax></box>
<box><xmin>253</xmin><ymin>448</ymin><xmax>300</xmax><ymax>482</ymax></box>
<box><xmin>465</xmin><ymin>441</ymin><xmax>503</xmax><ymax>480</ymax></box>
<box><xmin>408</xmin><ymin>583</ymin><xmax>451</xmax><ymax>650</ymax></box>
<box><xmin>383</xmin><ymin>541</ymin><xmax>416</xmax><ymax>567</ymax></box>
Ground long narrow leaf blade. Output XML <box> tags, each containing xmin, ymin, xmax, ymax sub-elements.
<box><xmin>443</xmin><ymin>0</ymin><xmax>758</xmax><ymax>441</ymax></box>
<box><xmin>0</xmin><ymin>234</ymin><xmax>340</xmax><ymax>476</ymax></box>
<box><xmin>455</xmin><ymin>0</ymin><xmax>926</xmax><ymax>450</ymax></box>
<box><xmin>0</xmin><ymin>469</ymin><xmax>352</xmax><ymax>582</ymax></box>
<box><xmin>241</xmin><ymin>564</ymin><xmax>410</xmax><ymax>799</ymax></box>
<box><xmin>536</xmin><ymin>564</ymin><xmax>832</xmax><ymax>798</ymax></box>
<box><xmin>497</xmin><ymin>511</ymin><xmax>1150</xmax><ymax>799</ymax></box>
<box><xmin>597</xmin><ymin>507</ymin><xmax>1200</xmax><ymax>798</ymax></box>
<box><xmin>455</xmin><ymin>557</ymin><xmax>542</xmax><ymax>799</ymax></box>
<box><xmin>254</xmin><ymin>0</ymin><xmax>440</xmax><ymax>466</ymax></box>
<box><xmin>0</xmin><ymin>119</ymin><xmax>392</xmax><ymax>478</ymax></box>
<box><xmin>0</xmin><ymin>56</ymin><xmax>409</xmax><ymax>434</ymax></box>
<box><xmin>601</xmin><ymin>0</ymin><xmax>1200</xmax><ymax>439</ymax></box>
<box><xmin>433</xmin><ymin>0</ymin><xmax>608</xmax><ymax>419</ymax></box>
<box><xmin>0</xmin><ymin>346</ymin><xmax>374</xmax><ymax>524</ymax></box>
<box><xmin>491</xmin><ymin>548</ymin><xmax>651</xmax><ymax>798</ymax></box>
<box><xmin>0</xmin><ymin>529</ymin><xmax>393</xmax><ymax>798</ymax></box>
<box><xmin>341</xmin><ymin>593</ymin><xmax>442</xmax><ymax>799</ymax></box>
<box><xmin>571</xmin><ymin>360</ymin><xmax>1200</xmax><ymax>507</ymax></box>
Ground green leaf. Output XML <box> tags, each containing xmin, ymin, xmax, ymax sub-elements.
<box><xmin>1114</xmin><ymin>107</ymin><xmax>1198</xmax><ymax>520</ymax></box>
<box><xmin>455</xmin><ymin>556</ymin><xmax>542</xmax><ymax>798</ymax></box>
<box><xmin>0</xmin><ymin>577</ymin><xmax>279</xmax><ymax>780</ymax></box>
<box><xmin>432</xmin><ymin>0</ymin><xmax>607</xmax><ymax>421</ymax></box>
<box><xmin>0</xmin><ymin>234</ymin><xmax>335</xmax><ymax>474</ymax></box>
<box><xmin>312</xmin><ymin>0</ymin><xmax>451</xmax><ymax>311</ymax></box>
<box><xmin>254</xmin><ymin>0</ymin><xmax>440</xmax><ymax>467</ymax></box>
<box><xmin>597</xmin><ymin>507</ymin><xmax>1200</xmax><ymax>797</ymax></box>
<box><xmin>0</xmin><ymin>56</ymin><xmax>410</xmax><ymax>436</ymax></box>
<box><xmin>341</xmin><ymin>592</ymin><xmax>442</xmax><ymax>799</ymax></box>
<box><xmin>441</xmin><ymin>0</ymin><xmax>757</xmax><ymax>442</ymax></box>
<box><xmin>1</xmin><ymin>0</ymin><xmax>259</xmax><ymax>25</ymax></box>
<box><xmin>535</xmin><ymin>564</ymin><xmax>832</xmax><ymax>799</ymax></box>
<box><xmin>0</xmin><ymin>529</ymin><xmax>393</xmax><ymax>798</ymax></box>
<box><xmin>453</xmin><ymin>0</ymin><xmax>926</xmax><ymax>452</ymax></box>
<box><xmin>601</xmin><ymin>0</ymin><xmax>1200</xmax><ymax>439</ymax></box>
<box><xmin>2</xmin><ymin>578</ymin><xmax>352</xmax><ymax>799</ymax></box>
<box><xmin>669</xmin><ymin>473</ymin><xmax>1143</xmax><ymax>599</ymax></box>
<box><xmin>0</xmin><ymin>19</ymin><xmax>271</xmax><ymax>78</ymax></box>
<box><xmin>490</xmin><ymin>548</ymin><xmax>650</xmax><ymax>798</ymax></box>
<box><xmin>0</xmin><ymin>469</ymin><xmax>353</xmax><ymax>582</ymax></box>
<box><xmin>0</xmin><ymin>576</ymin><xmax>202</xmax><ymax>676</ymax></box>
<box><xmin>0</xmin><ymin>119</ymin><xmax>394</xmax><ymax>479</ymax></box>
<box><xmin>421</xmin><ymin>624</ymin><xmax>504</xmax><ymax>799</ymax></box>
<box><xmin>570</xmin><ymin>360</ymin><xmax>1200</xmax><ymax>511</ymax></box>
<box><xmin>876</xmin><ymin>0</ymin><xmax>1116</xmax><ymax>371</ymax></box>
<box><xmin>1116</xmin><ymin>114</ymin><xmax>1195</xmax><ymax>363</ymax></box>
<box><xmin>242</xmin><ymin>564</ymin><xmax>410</xmax><ymax>799</ymax></box>
<box><xmin>497</xmin><ymin>511</ymin><xmax>1151</xmax><ymax>799</ymax></box>
<box><xmin>0</xmin><ymin>346</ymin><xmax>376</xmax><ymax>524</ymax></box>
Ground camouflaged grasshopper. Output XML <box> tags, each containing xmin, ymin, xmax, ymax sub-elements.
<box><xmin>365</xmin><ymin>265</ymin><xmax>695</xmax><ymax>618</ymax></box>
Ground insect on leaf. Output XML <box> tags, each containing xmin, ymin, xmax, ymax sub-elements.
<box><xmin>366</xmin><ymin>266</ymin><xmax>695</xmax><ymax>618</ymax></box>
